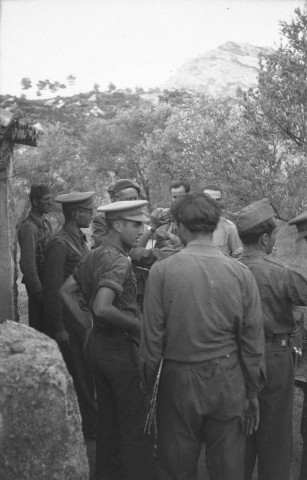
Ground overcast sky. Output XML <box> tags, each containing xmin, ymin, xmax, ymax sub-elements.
<box><xmin>0</xmin><ymin>0</ymin><xmax>305</xmax><ymax>97</ymax></box>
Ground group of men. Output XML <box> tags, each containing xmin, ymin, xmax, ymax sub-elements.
<box><xmin>17</xmin><ymin>179</ymin><xmax>307</xmax><ymax>480</ymax></box>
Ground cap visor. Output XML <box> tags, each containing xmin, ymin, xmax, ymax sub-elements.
<box><xmin>121</xmin><ymin>213</ymin><xmax>149</xmax><ymax>222</ymax></box>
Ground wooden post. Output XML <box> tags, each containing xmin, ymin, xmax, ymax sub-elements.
<box><xmin>0</xmin><ymin>136</ymin><xmax>17</xmax><ymax>322</ymax></box>
<box><xmin>0</xmin><ymin>108</ymin><xmax>38</xmax><ymax>323</ymax></box>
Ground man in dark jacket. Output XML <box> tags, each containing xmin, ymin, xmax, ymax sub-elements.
<box><xmin>43</xmin><ymin>191</ymin><xmax>97</xmax><ymax>439</ymax></box>
<box><xmin>18</xmin><ymin>184</ymin><xmax>52</xmax><ymax>332</ymax></box>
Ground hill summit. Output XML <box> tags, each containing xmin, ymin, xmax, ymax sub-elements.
<box><xmin>162</xmin><ymin>41</ymin><xmax>271</xmax><ymax>97</ymax></box>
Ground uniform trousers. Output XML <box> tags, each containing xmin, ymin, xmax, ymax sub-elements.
<box><xmin>60</xmin><ymin>316</ymin><xmax>97</xmax><ymax>438</ymax></box>
<box><xmin>300</xmin><ymin>387</ymin><xmax>307</xmax><ymax>480</ymax></box>
<box><xmin>244</xmin><ymin>342</ymin><xmax>294</xmax><ymax>480</ymax></box>
<box><xmin>26</xmin><ymin>288</ymin><xmax>45</xmax><ymax>333</ymax></box>
<box><xmin>156</xmin><ymin>353</ymin><xmax>246</xmax><ymax>480</ymax></box>
<box><xmin>88</xmin><ymin>329</ymin><xmax>153</xmax><ymax>480</ymax></box>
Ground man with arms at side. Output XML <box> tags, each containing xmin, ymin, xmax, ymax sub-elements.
<box><xmin>18</xmin><ymin>184</ymin><xmax>53</xmax><ymax>332</ymax></box>
<box><xmin>43</xmin><ymin>191</ymin><xmax>97</xmax><ymax>439</ymax></box>
<box><xmin>235</xmin><ymin>199</ymin><xmax>307</xmax><ymax>480</ymax></box>
<box><xmin>60</xmin><ymin>200</ymin><xmax>153</xmax><ymax>480</ymax></box>
<box><xmin>204</xmin><ymin>185</ymin><xmax>242</xmax><ymax>257</ymax></box>
<box><xmin>140</xmin><ymin>193</ymin><xmax>265</xmax><ymax>480</ymax></box>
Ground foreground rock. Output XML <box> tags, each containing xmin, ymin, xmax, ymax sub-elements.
<box><xmin>0</xmin><ymin>320</ymin><xmax>89</xmax><ymax>480</ymax></box>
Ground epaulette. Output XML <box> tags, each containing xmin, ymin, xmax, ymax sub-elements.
<box><xmin>263</xmin><ymin>256</ymin><xmax>287</xmax><ymax>269</ymax></box>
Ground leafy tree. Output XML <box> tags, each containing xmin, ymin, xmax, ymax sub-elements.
<box><xmin>84</xmin><ymin>103</ymin><xmax>173</xmax><ymax>209</ymax></box>
<box><xmin>21</xmin><ymin>77</ymin><xmax>32</xmax><ymax>90</ymax></box>
<box><xmin>108</xmin><ymin>82</ymin><xmax>116</xmax><ymax>93</ymax></box>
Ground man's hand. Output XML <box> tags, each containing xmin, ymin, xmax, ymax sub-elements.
<box><xmin>240</xmin><ymin>397</ymin><xmax>260</xmax><ymax>436</ymax></box>
<box><xmin>55</xmin><ymin>330</ymin><xmax>70</xmax><ymax>349</ymax></box>
<box><xmin>149</xmin><ymin>212</ymin><xmax>169</xmax><ymax>231</ymax></box>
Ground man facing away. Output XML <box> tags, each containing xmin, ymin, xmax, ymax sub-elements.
<box><xmin>60</xmin><ymin>200</ymin><xmax>153</xmax><ymax>480</ymax></box>
<box><xmin>43</xmin><ymin>191</ymin><xmax>97</xmax><ymax>439</ymax></box>
<box><xmin>18</xmin><ymin>184</ymin><xmax>53</xmax><ymax>332</ymax></box>
<box><xmin>204</xmin><ymin>185</ymin><xmax>242</xmax><ymax>257</ymax></box>
<box><xmin>235</xmin><ymin>198</ymin><xmax>307</xmax><ymax>480</ymax></box>
<box><xmin>140</xmin><ymin>193</ymin><xmax>265</xmax><ymax>480</ymax></box>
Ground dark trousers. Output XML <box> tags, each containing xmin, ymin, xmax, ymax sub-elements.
<box><xmin>27</xmin><ymin>289</ymin><xmax>45</xmax><ymax>332</ymax></box>
<box><xmin>244</xmin><ymin>344</ymin><xmax>294</xmax><ymax>480</ymax></box>
<box><xmin>60</xmin><ymin>320</ymin><xmax>97</xmax><ymax>438</ymax></box>
<box><xmin>88</xmin><ymin>330</ymin><xmax>153</xmax><ymax>480</ymax></box>
<box><xmin>157</xmin><ymin>354</ymin><xmax>246</xmax><ymax>480</ymax></box>
<box><xmin>300</xmin><ymin>387</ymin><xmax>307</xmax><ymax>480</ymax></box>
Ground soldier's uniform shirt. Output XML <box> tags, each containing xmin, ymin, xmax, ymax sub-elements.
<box><xmin>43</xmin><ymin>223</ymin><xmax>96</xmax><ymax>438</ymax></box>
<box><xmin>91</xmin><ymin>212</ymin><xmax>109</xmax><ymax>248</ymax></box>
<box><xmin>73</xmin><ymin>241</ymin><xmax>152</xmax><ymax>480</ymax></box>
<box><xmin>18</xmin><ymin>211</ymin><xmax>52</xmax><ymax>331</ymax></box>
<box><xmin>239</xmin><ymin>252</ymin><xmax>307</xmax><ymax>334</ymax></box>
<box><xmin>140</xmin><ymin>240</ymin><xmax>265</xmax><ymax>480</ymax></box>
<box><xmin>141</xmin><ymin>240</ymin><xmax>265</xmax><ymax>395</ymax></box>
<box><xmin>43</xmin><ymin>223</ymin><xmax>89</xmax><ymax>336</ymax></box>
<box><xmin>18</xmin><ymin>211</ymin><xmax>52</xmax><ymax>294</ymax></box>
<box><xmin>239</xmin><ymin>251</ymin><xmax>307</xmax><ymax>480</ymax></box>
<box><xmin>212</xmin><ymin>216</ymin><xmax>242</xmax><ymax>257</ymax></box>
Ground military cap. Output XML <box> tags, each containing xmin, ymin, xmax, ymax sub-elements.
<box><xmin>234</xmin><ymin>198</ymin><xmax>275</xmax><ymax>232</ymax></box>
<box><xmin>97</xmin><ymin>200</ymin><xmax>148</xmax><ymax>222</ymax></box>
<box><xmin>55</xmin><ymin>191</ymin><xmax>95</xmax><ymax>210</ymax></box>
<box><xmin>113</xmin><ymin>179</ymin><xmax>141</xmax><ymax>194</ymax></box>
<box><xmin>29</xmin><ymin>184</ymin><xmax>51</xmax><ymax>200</ymax></box>
<box><xmin>288</xmin><ymin>211</ymin><xmax>307</xmax><ymax>241</ymax></box>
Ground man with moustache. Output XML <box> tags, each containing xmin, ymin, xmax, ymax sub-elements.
<box><xmin>18</xmin><ymin>184</ymin><xmax>53</xmax><ymax>332</ymax></box>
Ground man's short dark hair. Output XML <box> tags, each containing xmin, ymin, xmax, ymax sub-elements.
<box><xmin>171</xmin><ymin>193</ymin><xmax>221</xmax><ymax>233</ymax></box>
<box><xmin>170</xmin><ymin>180</ymin><xmax>190</xmax><ymax>193</ymax></box>
<box><xmin>238</xmin><ymin>218</ymin><xmax>277</xmax><ymax>245</ymax></box>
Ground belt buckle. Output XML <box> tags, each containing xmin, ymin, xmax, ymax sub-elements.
<box><xmin>281</xmin><ymin>339</ymin><xmax>286</xmax><ymax>347</ymax></box>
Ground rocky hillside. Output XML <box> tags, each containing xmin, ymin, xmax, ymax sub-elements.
<box><xmin>162</xmin><ymin>41</ymin><xmax>271</xmax><ymax>97</ymax></box>
<box><xmin>0</xmin><ymin>42</ymin><xmax>270</xmax><ymax>136</ymax></box>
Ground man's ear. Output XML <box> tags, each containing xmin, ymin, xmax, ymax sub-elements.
<box><xmin>260</xmin><ymin>233</ymin><xmax>269</xmax><ymax>246</ymax></box>
<box><xmin>112</xmin><ymin>219</ymin><xmax>123</xmax><ymax>233</ymax></box>
<box><xmin>32</xmin><ymin>198</ymin><xmax>38</xmax><ymax>207</ymax></box>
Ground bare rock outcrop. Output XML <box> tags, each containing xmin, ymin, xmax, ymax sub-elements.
<box><xmin>0</xmin><ymin>320</ymin><xmax>89</xmax><ymax>480</ymax></box>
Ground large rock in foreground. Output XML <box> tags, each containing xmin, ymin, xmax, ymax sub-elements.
<box><xmin>0</xmin><ymin>320</ymin><xmax>89</xmax><ymax>480</ymax></box>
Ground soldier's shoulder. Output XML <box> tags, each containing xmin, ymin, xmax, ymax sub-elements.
<box><xmin>224</xmin><ymin>253</ymin><xmax>249</xmax><ymax>270</ymax></box>
<box><xmin>263</xmin><ymin>256</ymin><xmax>288</xmax><ymax>269</ymax></box>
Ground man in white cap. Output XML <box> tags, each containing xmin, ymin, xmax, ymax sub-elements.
<box><xmin>235</xmin><ymin>199</ymin><xmax>307</xmax><ymax>480</ymax></box>
<box><xmin>203</xmin><ymin>185</ymin><xmax>242</xmax><ymax>257</ymax></box>
<box><xmin>43</xmin><ymin>191</ymin><xmax>97</xmax><ymax>439</ymax></box>
<box><xmin>60</xmin><ymin>200</ymin><xmax>153</xmax><ymax>480</ymax></box>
